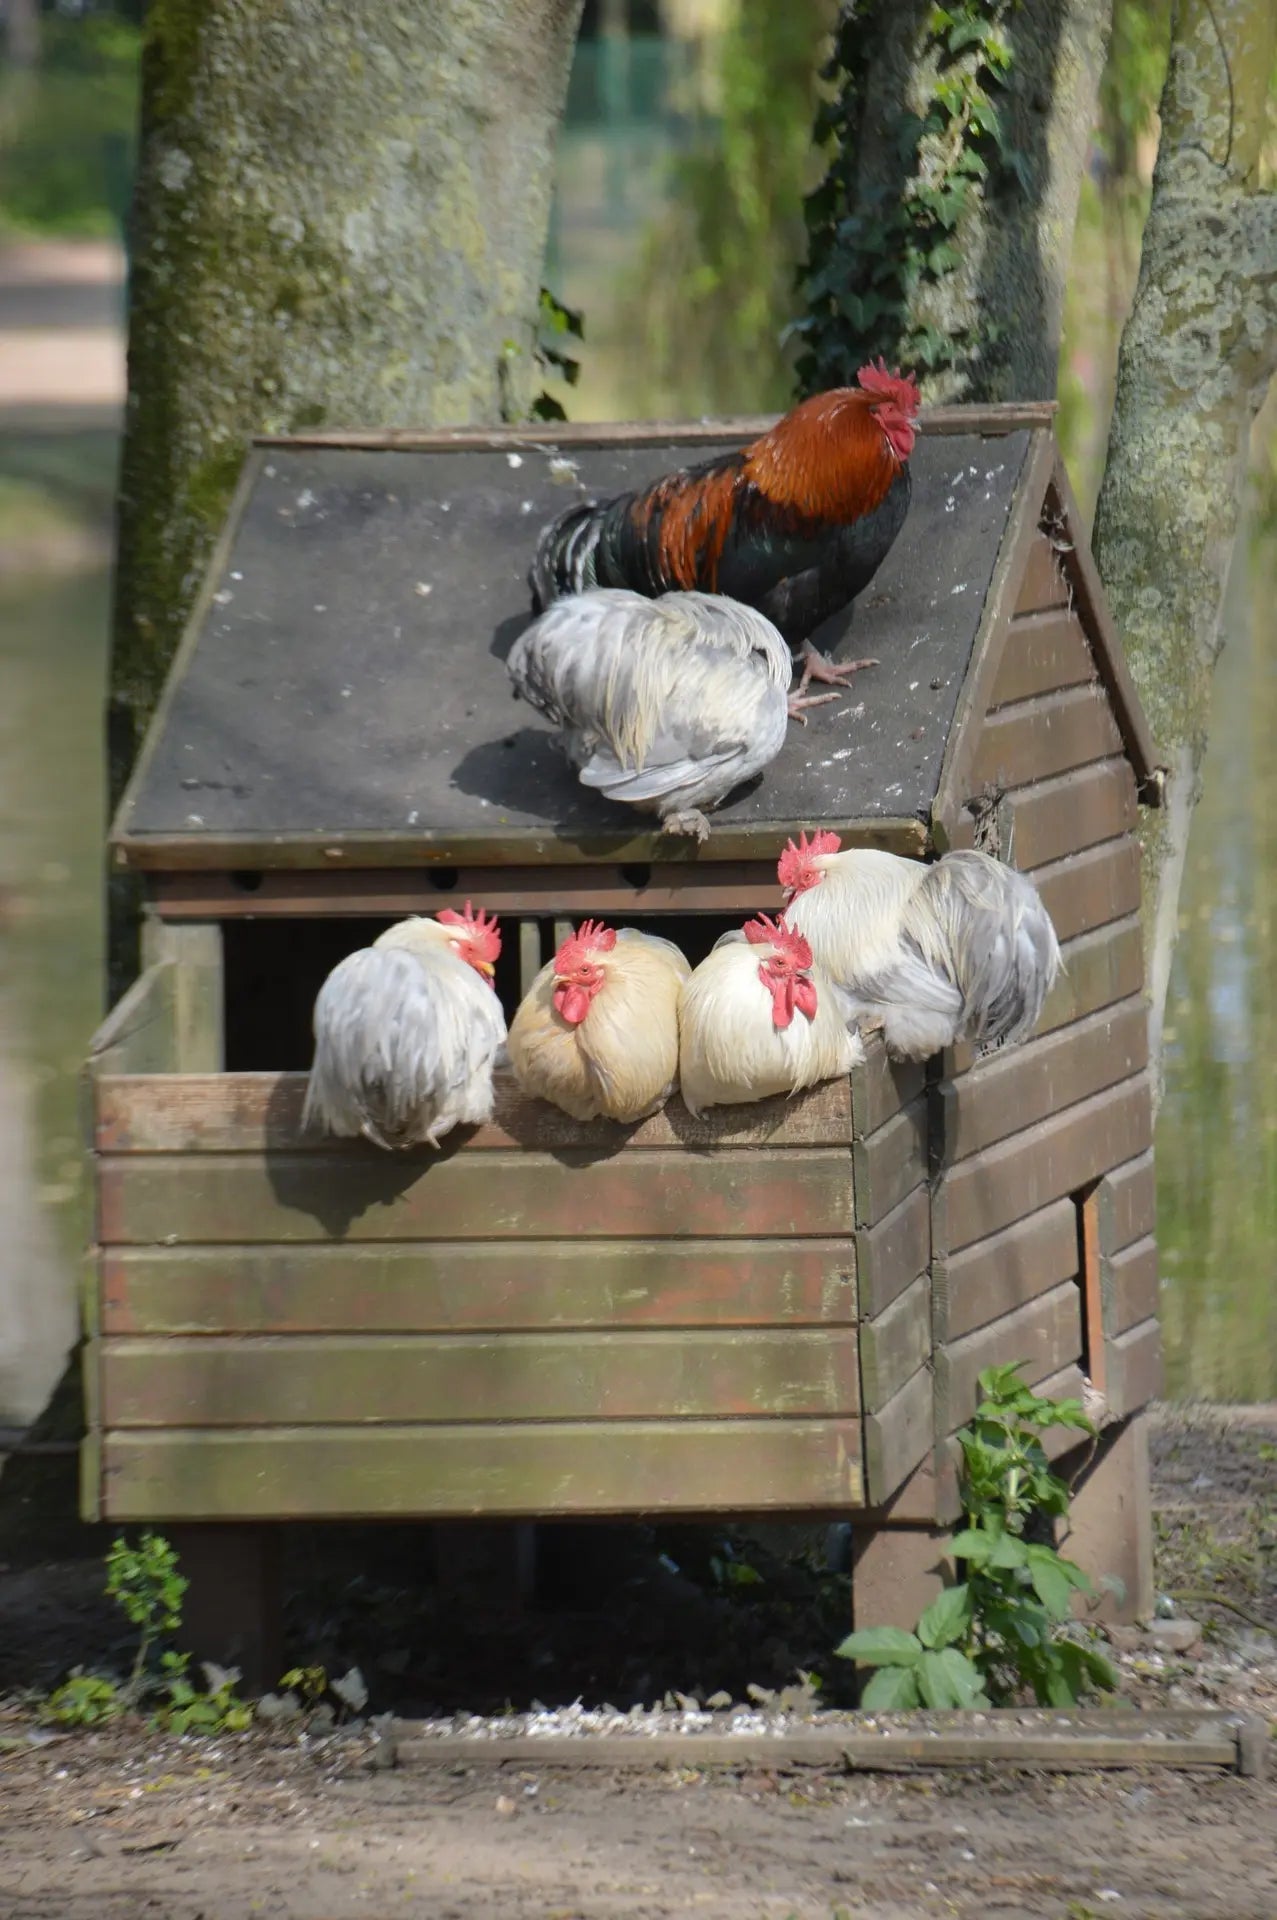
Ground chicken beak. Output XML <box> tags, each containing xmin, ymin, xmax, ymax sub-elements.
<box><xmin>476</xmin><ymin>960</ymin><xmax>495</xmax><ymax>975</ymax></box>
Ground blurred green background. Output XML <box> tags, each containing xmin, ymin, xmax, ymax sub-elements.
<box><xmin>0</xmin><ymin>0</ymin><xmax>1273</xmax><ymax>1416</ymax></box>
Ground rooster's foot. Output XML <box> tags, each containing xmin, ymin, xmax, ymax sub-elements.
<box><xmin>786</xmin><ymin>690</ymin><xmax>840</xmax><ymax>724</ymax></box>
<box><xmin>659</xmin><ymin>808</ymin><xmax>712</xmax><ymax>844</ymax></box>
<box><xmin>795</xmin><ymin>643</ymin><xmax>879</xmax><ymax>697</ymax></box>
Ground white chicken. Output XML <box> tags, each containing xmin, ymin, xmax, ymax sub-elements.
<box><xmin>506</xmin><ymin>588</ymin><xmax>835</xmax><ymax>841</ymax></box>
<box><xmin>778</xmin><ymin>830</ymin><xmax>1061</xmax><ymax>1061</ymax></box>
<box><xmin>506</xmin><ymin>918</ymin><xmax>690</xmax><ymax>1122</ymax></box>
<box><xmin>303</xmin><ymin>905</ymin><xmax>507</xmax><ymax>1150</ymax></box>
<box><xmin>677</xmin><ymin>913</ymin><xmax>863</xmax><ymax>1117</ymax></box>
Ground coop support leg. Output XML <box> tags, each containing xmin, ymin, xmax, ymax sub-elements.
<box><xmin>169</xmin><ymin>1524</ymin><xmax>282</xmax><ymax>1693</ymax></box>
<box><xmin>432</xmin><ymin>1522</ymin><xmax>537</xmax><ymax>1611</ymax></box>
<box><xmin>850</xmin><ymin>1524</ymin><xmax>951</xmax><ymax>1632</ymax></box>
<box><xmin>1058</xmin><ymin>1410</ymin><xmax>1154</xmax><ymax>1624</ymax></box>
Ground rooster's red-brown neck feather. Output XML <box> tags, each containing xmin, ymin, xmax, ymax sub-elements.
<box><xmin>744</xmin><ymin>390</ymin><xmax>900</xmax><ymax>522</ymax></box>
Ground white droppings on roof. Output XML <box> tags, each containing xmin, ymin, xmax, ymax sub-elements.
<box><xmin>264</xmin><ymin>465</ymin><xmax>276</xmax><ymax>478</ymax></box>
<box><xmin>506</xmin><ymin>453</ymin><xmax>524</xmax><ymax>469</ymax></box>
<box><xmin>521</xmin><ymin>500</ymin><xmax>534</xmax><ymax>514</ymax></box>
<box><xmin>984</xmin><ymin>465</ymin><xmax>1005</xmax><ymax>480</ymax></box>
<box><xmin>414</xmin><ymin>582</ymin><xmax>433</xmax><ymax>597</ymax></box>
<box><xmin>951</xmin><ymin>582</ymin><xmax>969</xmax><ymax>595</ymax></box>
<box><xmin>340</xmin><ymin>687</ymin><xmax>352</xmax><ymax>698</ymax></box>
<box><xmin>230</xmin><ymin>570</ymin><xmax>243</xmax><ymax>581</ymax></box>
<box><xmin>909</xmin><ymin>680</ymin><xmax>919</xmax><ymax>691</ymax></box>
<box><xmin>406</xmin><ymin>810</ymin><xmax>419</xmax><ymax>825</ymax></box>
<box><xmin>213</xmin><ymin>589</ymin><xmax>232</xmax><ymax>606</ymax></box>
<box><xmin>313</xmin><ymin>605</ymin><xmax>326</xmax><ymax>613</ymax></box>
<box><xmin>296</xmin><ymin>489</ymin><xmax>316</xmax><ymax>509</ymax></box>
<box><xmin>830</xmin><ymin>748</ymin><xmax>853</xmax><ymax>762</ymax></box>
<box><xmin>945</xmin><ymin>496</ymin><xmax>956</xmax><ymax>513</ymax></box>
<box><xmin>440</xmin><ymin>501</ymin><xmax>451</xmax><ymax>512</ymax></box>
<box><xmin>185</xmin><ymin>813</ymin><xmax>204</xmax><ymax>826</ymax></box>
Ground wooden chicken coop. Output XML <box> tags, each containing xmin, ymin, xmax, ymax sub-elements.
<box><xmin>84</xmin><ymin>403</ymin><xmax>1164</xmax><ymax>1670</ymax></box>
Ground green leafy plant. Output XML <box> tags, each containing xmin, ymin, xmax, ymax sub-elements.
<box><xmin>530</xmin><ymin>287</ymin><xmax>584</xmax><ymax>422</ymax></box>
<box><xmin>42</xmin><ymin>1669</ymin><xmax>124</xmax><ymax>1728</ymax></box>
<box><xmin>837</xmin><ymin>1365</ymin><xmax>1119</xmax><ymax>1708</ymax></box>
<box><xmin>156</xmin><ymin>1652</ymin><xmax>253</xmax><ymax>1735</ymax></box>
<box><xmin>106</xmin><ymin>1530</ymin><xmax>188</xmax><ymax>1702</ymax></box>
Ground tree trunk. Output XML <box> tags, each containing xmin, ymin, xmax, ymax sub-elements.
<box><xmin>798</xmin><ymin>0</ymin><xmax>1112</xmax><ymax>402</ymax></box>
<box><xmin>1091</xmin><ymin>0</ymin><xmax>1277</xmax><ymax>1085</ymax></box>
<box><xmin>108</xmin><ymin>0</ymin><xmax>584</xmax><ymax>992</ymax></box>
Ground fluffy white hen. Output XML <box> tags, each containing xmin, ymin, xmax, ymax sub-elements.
<box><xmin>506</xmin><ymin>588</ymin><xmax>834</xmax><ymax>841</ymax></box>
<box><xmin>678</xmin><ymin>913</ymin><xmax>863</xmax><ymax>1116</ymax></box>
<box><xmin>303</xmin><ymin>905</ymin><xmax>507</xmax><ymax>1149</ymax></box>
<box><xmin>778</xmin><ymin>830</ymin><xmax>1061</xmax><ymax>1061</ymax></box>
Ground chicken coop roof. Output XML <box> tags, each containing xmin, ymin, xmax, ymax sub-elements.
<box><xmin>112</xmin><ymin>406</ymin><xmax>1158</xmax><ymax>871</ymax></box>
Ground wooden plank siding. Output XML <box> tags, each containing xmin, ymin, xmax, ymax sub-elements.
<box><xmin>932</xmin><ymin>1198</ymin><xmax>1079</xmax><ymax>1343</ymax></box>
<box><xmin>971</xmin><ymin>684</ymin><xmax>1124</xmax><ymax>792</ymax></box>
<box><xmin>934</xmin><ymin>1281</ymin><xmax>1083</xmax><ymax>1435</ymax></box>
<box><xmin>863</xmin><ymin>1366</ymin><xmax>934</xmax><ymax>1508</ymax></box>
<box><xmin>855</xmin><ymin>1186</ymin><xmax>931</xmax><ymax>1321</ymax></box>
<box><xmin>1106</xmin><ymin>1319</ymin><xmax>1163</xmax><ymax>1419</ymax></box>
<box><xmin>849</xmin><ymin>1039</ymin><xmax>927</xmax><ymax>1140</ymax></box>
<box><xmin>1102</xmin><ymin>1236</ymin><xmax>1159</xmax><ymax>1337</ymax></box>
<box><xmin>101</xmin><ymin>1419</ymin><xmax>866</xmax><ymax>1520</ymax></box>
<box><xmin>989</xmin><ymin>610</ymin><xmax>1097</xmax><ymax>709</ymax></box>
<box><xmin>852</xmin><ymin>1096</ymin><xmax>929</xmax><ymax>1228</ymax></box>
<box><xmin>1002</xmin><ymin>758</ymin><xmax>1139</xmax><ymax>870</ymax></box>
<box><xmin>1014</xmin><ymin>533</ymin><xmax>1071</xmax><ymax>615</ymax></box>
<box><xmin>857</xmin><ymin>1274</ymin><xmax>931</xmax><ymax>1413</ymax></box>
<box><xmin>1095</xmin><ymin>1150</ymin><xmax>1156</xmax><ymax>1256</ymax></box>
<box><xmin>1031</xmin><ymin>838</ymin><xmax>1142</xmax><ymax>945</ymax></box>
<box><xmin>945</xmin><ymin>915</ymin><xmax>1145</xmax><ymax>1081</ymax></box>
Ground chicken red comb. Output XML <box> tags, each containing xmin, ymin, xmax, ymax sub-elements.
<box><xmin>776</xmin><ymin>828</ymin><xmax>842</xmax><ymax>891</ymax></box>
<box><xmin>857</xmin><ymin>358</ymin><xmax>921</xmax><ymax>417</ymax></box>
<box><xmin>742</xmin><ymin>913</ymin><xmax>813</xmax><ymax>970</ymax></box>
<box><xmin>436</xmin><ymin>901</ymin><xmax>502</xmax><ymax>963</ymax></box>
<box><xmin>554</xmin><ymin>918</ymin><xmax>618</xmax><ymax>972</ymax></box>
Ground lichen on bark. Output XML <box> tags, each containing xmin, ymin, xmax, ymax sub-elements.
<box><xmin>1092</xmin><ymin>0</ymin><xmax>1277</xmax><ymax>1082</ymax></box>
<box><xmin>108</xmin><ymin>0</ymin><xmax>584</xmax><ymax>986</ymax></box>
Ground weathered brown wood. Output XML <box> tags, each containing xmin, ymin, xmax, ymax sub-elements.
<box><xmin>1081</xmin><ymin>1187</ymin><xmax>1107</xmax><ymax>1396</ymax></box>
<box><xmin>851</xmin><ymin>1521</ymin><xmax>949</xmax><ymax>1633</ymax></box>
<box><xmin>932</xmin><ymin>1198</ymin><xmax>1079</xmax><ymax>1342</ymax></box>
<box><xmin>1060</xmin><ymin>1412</ymin><xmax>1155</xmax><ymax>1624</ymax></box>
<box><xmin>854</xmin><ymin>1185</ymin><xmax>931</xmax><ymax>1321</ymax></box>
<box><xmin>1103</xmin><ymin>1236</ymin><xmax>1159</xmax><ymax>1338</ymax></box>
<box><xmin>168</xmin><ymin>1523</ymin><xmax>282</xmax><ymax>1694</ymax></box>
<box><xmin>1031</xmin><ymin>837</ymin><xmax>1142</xmax><ymax>944</ymax></box>
<box><xmin>1034</xmin><ymin>915</ymin><xmax>1144</xmax><ymax>1041</ymax></box>
<box><xmin>153</xmin><ymin>863</ymin><xmax>786</xmax><ymax>921</ymax></box>
<box><xmin>98</xmin><ymin>1146</ymin><xmax>857</xmax><ymax>1245</ymax></box>
<box><xmin>852</xmin><ymin>1096</ymin><xmax>929</xmax><ymax>1228</ymax></box>
<box><xmin>101</xmin><ymin>1240</ymin><xmax>859</xmax><ymax>1336</ymax></box>
<box><xmin>862</xmin><ymin>1366</ymin><xmax>935</xmax><ymax>1506</ymax></box>
<box><xmin>1027</xmin><ymin>1363</ymin><xmax>1088</xmax><ymax>1459</ymax></box>
<box><xmin>1015</xmin><ymin>531</ymin><xmax>1071</xmax><ymax>614</ymax></box>
<box><xmin>79</xmin><ymin>1251</ymin><xmax>104</xmax><ymax>1524</ymax></box>
<box><xmin>970</xmin><ymin>685</ymin><xmax>1123</xmax><ymax>793</ymax></box>
<box><xmin>989</xmin><ymin>610</ymin><xmax>1096</xmax><ymax>709</ymax></box>
<box><xmin>84</xmin><ymin>962</ymin><xmax>177</xmax><ymax>1080</ymax></box>
<box><xmin>849</xmin><ymin>1039</ymin><xmax>927</xmax><ymax>1140</ymax></box>
<box><xmin>935</xmin><ymin>1282</ymin><xmax>1082</xmax><ymax>1433</ymax></box>
<box><xmin>140</xmin><ymin>920</ymin><xmax>224</xmax><ymax>1071</ymax></box>
<box><xmin>1096</xmin><ymin>1149</ymin><xmax>1156</xmax><ymax>1254</ymax></box>
<box><xmin>1105</xmin><ymin>1319</ymin><xmax>1163</xmax><ymax>1419</ymax></box>
<box><xmin>933</xmin><ymin>1074</ymin><xmax>1151</xmax><ymax>1254</ymax></box>
<box><xmin>937</xmin><ymin>997</ymin><xmax>1148</xmax><ymax>1163</ymax></box>
<box><xmin>101</xmin><ymin>1328</ymin><xmax>861</xmax><ymax>1427</ymax></box>
<box><xmin>1001</xmin><ymin>758</ymin><xmax>1138</xmax><ymax>870</ymax></box>
<box><xmin>95</xmin><ymin>1073</ymin><xmax>856</xmax><ymax>1154</ymax></box>
<box><xmin>858</xmin><ymin>1274</ymin><xmax>931</xmax><ymax>1415</ymax></box>
<box><xmin>100</xmin><ymin>1419</ymin><xmax>865</xmax><ymax>1518</ymax></box>
<box><xmin>518</xmin><ymin>918</ymin><xmax>542</xmax><ymax>996</ymax></box>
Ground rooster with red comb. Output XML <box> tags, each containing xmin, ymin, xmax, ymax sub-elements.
<box><xmin>778</xmin><ymin>832</ymin><xmax>1061</xmax><ymax>1061</ymax></box>
<box><xmin>304</xmin><ymin>905</ymin><xmax>506</xmax><ymax>1150</ymax></box>
<box><xmin>531</xmin><ymin>362</ymin><xmax>920</xmax><ymax>697</ymax></box>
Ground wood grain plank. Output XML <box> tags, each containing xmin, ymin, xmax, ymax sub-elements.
<box><xmin>933</xmin><ymin>1198</ymin><xmax>1079</xmax><ymax>1342</ymax></box>
<box><xmin>1002</xmin><ymin>758</ymin><xmax>1139</xmax><ymax>869</ymax></box>
<box><xmin>101</xmin><ymin>1328</ymin><xmax>861</xmax><ymax>1427</ymax></box>
<box><xmin>863</xmin><ymin>1365</ymin><xmax>935</xmax><ymax>1508</ymax></box>
<box><xmin>854</xmin><ymin>1185</ymin><xmax>931</xmax><ymax>1322</ymax></box>
<box><xmin>858</xmin><ymin>1274</ymin><xmax>932</xmax><ymax>1415</ymax></box>
<box><xmin>1031</xmin><ymin>837</ymin><xmax>1142</xmax><ymax>944</ymax></box>
<box><xmin>971</xmin><ymin>685</ymin><xmax>1123</xmax><ymax>792</ymax></box>
<box><xmin>141</xmin><ymin>921</ymin><xmax>224</xmax><ymax>1072</ymax></box>
<box><xmin>100</xmin><ymin>1419</ymin><xmax>865</xmax><ymax>1519</ymax></box>
<box><xmin>1103</xmin><ymin>1236</ymin><xmax>1159</xmax><ymax>1338</ymax></box>
<box><xmin>937</xmin><ymin>997</ymin><xmax>1148</xmax><ymax>1163</ymax></box>
<box><xmin>1015</xmin><ymin>532</ymin><xmax>1071</xmax><ymax>614</ymax></box>
<box><xmin>850</xmin><ymin>1039</ymin><xmax>927</xmax><ymax>1140</ymax></box>
<box><xmin>933</xmin><ymin>1074</ymin><xmax>1152</xmax><ymax>1254</ymax></box>
<box><xmin>95</xmin><ymin>1074</ymin><xmax>856</xmax><ymax>1154</ymax></box>
<box><xmin>935</xmin><ymin>1282</ymin><xmax>1082</xmax><ymax>1433</ymax></box>
<box><xmin>852</xmin><ymin>1096</ymin><xmax>929</xmax><ymax>1228</ymax></box>
<box><xmin>98</xmin><ymin>1147</ymin><xmax>856</xmax><ymax>1245</ymax></box>
<box><xmin>100</xmin><ymin>1240</ymin><xmax>859</xmax><ymax>1336</ymax></box>
<box><xmin>1106</xmin><ymin>1318</ymin><xmax>1163</xmax><ymax>1420</ymax></box>
<box><xmin>86</xmin><ymin>963</ymin><xmax>177</xmax><ymax>1080</ymax></box>
<box><xmin>1096</xmin><ymin>1149</ymin><xmax>1156</xmax><ymax>1255</ymax></box>
<box><xmin>989</xmin><ymin>611</ymin><xmax>1096</xmax><ymax>709</ymax></box>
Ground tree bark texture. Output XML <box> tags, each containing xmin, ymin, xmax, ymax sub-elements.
<box><xmin>108</xmin><ymin>0</ymin><xmax>583</xmax><ymax>987</ymax></box>
<box><xmin>799</xmin><ymin>0</ymin><xmax>1111</xmax><ymax>403</ymax></box>
<box><xmin>1091</xmin><ymin>0</ymin><xmax>1277</xmax><ymax>1081</ymax></box>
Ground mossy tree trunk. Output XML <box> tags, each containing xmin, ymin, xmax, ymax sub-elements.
<box><xmin>108</xmin><ymin>0</ymin><xmax>584</xmax><ymax>992</ymax></box>
<box><xmin>797</xmin><ymin>0</ymin><xmax>1112</xmax><ymax>402</ymax></box>
<box><xmin>1091</xmin><ymin>0</ymin><xmax>1277</xmax><ymax>1086</ymax></box>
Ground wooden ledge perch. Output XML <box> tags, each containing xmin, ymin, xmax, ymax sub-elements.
<box><xmin>388</xmin><ymin>1708</ymin><xmax>1269</xmax><ymax>1778</ymax></box>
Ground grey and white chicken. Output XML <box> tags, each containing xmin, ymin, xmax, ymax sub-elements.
<box><xmin>506</xmin><ymin>587</ymin><xmax>834</xmax><ymax>841</ymax></box>
<box><xmin>303</xmin><ymin>906</ymin><xmax>507</xmax><ymax>1150</ymax></box>
<box><xmin>778</xmin><ymin>832</ymin><xmax>1061</xmax><ymax>1061</ymax></box>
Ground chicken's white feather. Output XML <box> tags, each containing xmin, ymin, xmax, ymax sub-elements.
<box><xmin>678</xmin><ymin>938</ymin><xmax>862</xmax><ymax>1117</ymax></box>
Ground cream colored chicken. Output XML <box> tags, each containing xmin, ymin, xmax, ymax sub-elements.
<box><xmin>778</xmin><ymin>830</ymin><xmax>1061</xmax><ymax>1061</ymax></box>
<box><xmin>677</xmin><ymin>914</ymin><xmax>863</xmax><ymax>1116</ymax></box>
<box><xmin>506</xmin><ymin>588</ymin><xmax>835</xmax><ymax>841</ymax></box>
<box><xmin>507</xmin><ymin>919</ymin><xmax>691</xmax><ymax>1123</ymax></box>
<box><xmin>303</xmin><ymin>905</ymin><xmax>506</xmax><ymax>1150</ymax></box>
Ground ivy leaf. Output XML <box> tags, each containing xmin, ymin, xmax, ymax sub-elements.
<box><xmin>860</xmin><ymin>1663</ymin><xmax>922</xmax><ymax>1711</ymax></box>
<box><xmin>916</xmin><ymin>1584</ymin><xmax>972</xmax><ymax>1650</ymax></box>
<box><xmin>946</xmin><ymin>18</ymin><xmax>988</xmax><ymax>55</ymax></box>
<box><xmin>835</xmin><ymin>1627</ymin><xmax>922</xmax><ymax>1668</ymax></box>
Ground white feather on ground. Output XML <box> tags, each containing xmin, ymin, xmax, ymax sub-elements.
<box><xmin>506</xmin><ymin>588</ymin><xmax>794</xmax><ymax>840</ymax></box>
<box><xmin>303</xmin><ymin>922</ymin><xmax>507</xmax><ymax>1150</ymax></box>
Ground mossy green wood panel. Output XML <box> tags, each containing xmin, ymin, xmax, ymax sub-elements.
<box><xmin>1096</xmin><ymin>1150</ymin><xmax>1156</xmax><ymax>1254</ymax></box>
<box><xmin>95</xmin><ymin>1074</ymin><xmax>854</xmax><ymax>1154</ymax></box>
<box><xmin>971</xmin><ymin>685</ymin><xmax>1123</xmax><ymax>791</ymax></box>
<box><xmin>851</xmin><ymin>1097</ymin><xmax>928</xmax><ymax>1228</ymax></box>
<box><xmin>932</xmin><ymin>1198</ymin><xmax>1079</xmax><ymax>1342</ymax></box>
<box><xmin>988</xmin><ymin>610</ymin><xmax>1096</xmax><ymax>709</ymax></box>
<box><xmin>97</xmin><ymin>1147</ymin><xmax>855</xmax><ymax>1245</ymax></box>
<box><xmin>101</xmin><ymin>1240</ymin><xmax>858</xmax><ymax>1335</ymax></box>
<box><xmin>848</xmin><ymin>1043</ymin><xmax>926</xmax><ymax>1141</ymax></box>
<box><xmin>101</xmin><ymin>1419</ymin><xmax>866</xmax><ymax>1519</ymax></box>
<box><xmin>101</xmin><ymin>1328</ymin><xmax>862</xmax><ymax>1426</ymax></box>
<box><xmin>863</xmin><ymin>1365</ymin><xmax>935</xmax><ymax>1507</ymax></box>
<box><xmin>1102</xmin><ymin>1236</ymin><xmax>1159</xmax><ymax>1337</ymax></box>
<box><xmin>854</xmin><ymin>1185</ymin><xmax>931</xmax><ymax>1321</ymax></box>
<box><xmin>857</xmin><ymin>1273</ymin><xmax>932</xmax><ymax>1414</ymax></box>
<box><xmin>935</xmin><ymin>1281</ymin><xmax>1082</xmax><ymax>1433</ymax></box>
<box><xmin>937</xmin><ymin>997</ymin><xmax>1148</xmax><ymax>1163</ymax></box>
<box><xmin>1031</xmin><ymin>839</ymin><xmax>1142</xmax><ymax>945</ymax></box>
<box><xmin>934</xmin><ymin>1074</ymin><xmax>1152</xmax><ymax>1254</ymax></box>
<box><xmin>1003</xmin><ymin>757</ymin><xmax>1139</xmax><ymax>869</ymax></box>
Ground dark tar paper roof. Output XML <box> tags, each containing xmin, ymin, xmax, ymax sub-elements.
<box><xmin>116</xmin><ymin>428</ymin><xmax>1032</xmax><ymax>859</ymax></box>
